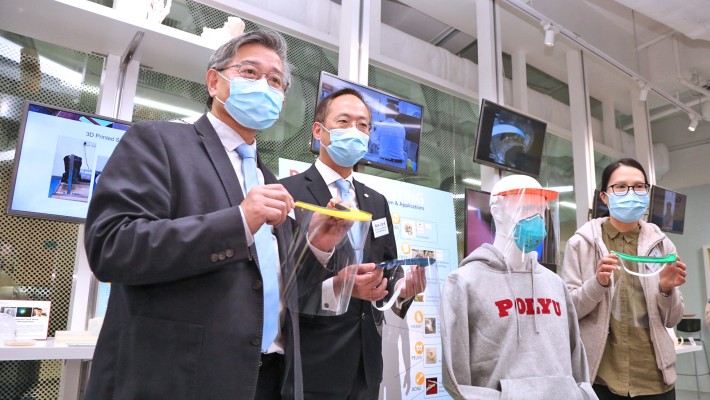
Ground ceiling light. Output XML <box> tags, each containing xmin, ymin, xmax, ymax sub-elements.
<box><xmin>559</xmin><ymin>201</ymin><xmax>577</xmax><ymax>210</ymax></box>
<box><xmin>546</xmin><ymin>185</ymin><xmax>573</xmax><ymax>193</ymax></box>
<box><xmin>543</xmin><ymin>22</ymin><xmax>556</xmax><ymax>47</ymax></box>
<box><xmin>134</xmin><ymin>97</ymin><xmax>203</xmax><ymax>118</ymax></box>
<box><xmin>463</xmin><ymin>178</ymin><xmax>481</xmax><ymax>186</ymax></box>
<box><xmin>638</xmin><ymin>82</ymin><xmax>649</xmax><ymax>102</ymax></box>
<box><xmin>688</xmin><ymin>115</ymin><xmax>699</xmax><ymax>132</ymax></box>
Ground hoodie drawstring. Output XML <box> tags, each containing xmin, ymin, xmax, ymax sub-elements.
<box><xmin>531</xmin><ymin>258</ymin><xmax>540</xmax><ymax>334</ymax></box>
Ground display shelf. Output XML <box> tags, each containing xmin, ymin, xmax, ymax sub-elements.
<box><xmin>676</xmin><ymin>342</ymin><xmax>703</xmax><ymax>355</ymax></box>
<box><xmin>0</xmin><ymin>0</ymin><xmax>215</xmax><ymax>84</ymax></box>
<box><xmin>0</xmin><ymin>338</ymin><xmax>94</xmax><ymax>361</ymax></box>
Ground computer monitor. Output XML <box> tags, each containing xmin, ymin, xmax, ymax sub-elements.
<box><xmin>6</xmin><ymin>100</ymin><xmax>131</xmax><ymax>223</ymax></box>
<box><xmin>311</xmin><ymin>71</ymin><xmax>423</xmax><ymax>175</ymax></box>
<box><xmin>648</xmin><ymin>185</ymin><xmax>686</xmax><ymax>234</ymax></box>
<box><xmin>591</xmin><ymin>189</ymin><xmax>609</xmax><ymax>219</ymax></box>
<box><xmin>464</xmin><ymin>189</ymin><xmax>494</xmax><ymax>255</ymax></box>
<box><xmin>473</xmin><ymin>99</ymin><xmax>547</xmax><ymax>177</ymax></box>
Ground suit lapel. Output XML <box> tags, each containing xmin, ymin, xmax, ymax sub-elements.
<box><xmin>194</xmin><ymin>115</ymin><xmax>245</xmax><ymax>206</ymax></box>
<box><xmin>353</xmin><ymin>179</ymin><xmax>373</xmax><ymax>256</ymax></box>
<box><xmin>304</xmin><ymin>165</ymin><xmax>332</xmax><ymax>207</ymax></box>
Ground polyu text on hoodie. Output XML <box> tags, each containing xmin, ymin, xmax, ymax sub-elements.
<box><xmin>494</xmin><ymin>297</ymin><xmax>562</xmax><ymax>317</ymax></box>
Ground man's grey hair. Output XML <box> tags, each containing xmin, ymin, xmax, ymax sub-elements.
<box><xmin>206</xmin><ymin>29</ymin><xmax>292</xmax><ymax>108</ymax></box>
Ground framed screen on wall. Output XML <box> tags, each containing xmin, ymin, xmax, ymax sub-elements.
<box><xmin>5</xmin><ymin>100</ymin><xmax>131</xmax><ymax>223</ymax></box>
<box><xmin>473</xmin><ymin>99</ymin><xmax>547</xmax><ymax>177</ymax></box>
<box><xmin>591</xmin><ymin>189</ymin><xmax>609</xmax><ymax>219</ymax></box>
<box><xmin>311</xmin><ymin>71</ymin><xmax>423</xmax><ymax>175</ymax></box>
<box><xmin>464</xmin><ymin>189</ymin><xmax>494</xmax><ymax>256</ymax></box>
<box><xmin>648</xmin><ymin>185</ymin><xmax>686</xmax><ymax>234</ymax></box>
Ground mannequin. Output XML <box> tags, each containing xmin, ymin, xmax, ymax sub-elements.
<box><xmin>441</xmin><ymin>174</ymin><xmax>597</xmax><ymax>400</ymax></box>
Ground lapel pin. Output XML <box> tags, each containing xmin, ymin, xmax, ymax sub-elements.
<box><xmin>364</xmin><ymin>193</ymin><xmax>369</xmax><ymax>198</ymax></box>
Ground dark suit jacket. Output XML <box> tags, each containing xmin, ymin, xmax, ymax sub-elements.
<box><xmin>280</xmin><ymin>164</ymin><xmax>412</xmax><ymax>395</ymax></box>
<box><xmin>84</xmin><ymin>115</ymin><xmax>301</xmax><ymax>400</ymax></box>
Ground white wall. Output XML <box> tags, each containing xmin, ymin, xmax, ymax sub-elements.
<box><xmin>669</xmin><ymin>183</ymin><xmax>710</xmax><ymax>391</ymax></box>
<box><xmin>658</xmin><ymin>144</ymin><xmax>710</xmax><ymax>189</ymax></box>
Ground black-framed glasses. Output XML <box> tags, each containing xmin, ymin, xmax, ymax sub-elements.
<box><xmin>219</xmin><ymin>63</ymin><xmax>287</xmax><ymax>91</ymax></box>
<box><xmin>328</xmin><ymin>116</ymin><xmax>373</xmax><ymax>134</ymax></box>
<box><xmin>606</xmin><ymin>183</ymin><xmax>650</xmax><ymax>196</ymax></box>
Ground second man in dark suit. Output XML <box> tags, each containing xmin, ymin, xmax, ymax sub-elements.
<box><xmin>281</xmin><ymin>88</ymin><xmax>423</xmax><ymax>399</ymax></box>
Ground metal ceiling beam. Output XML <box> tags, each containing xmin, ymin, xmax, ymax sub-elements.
<box><xmin>500</xmin><ymin>0</ymin><xmax>703</xmax><ymax>121</ymax></box>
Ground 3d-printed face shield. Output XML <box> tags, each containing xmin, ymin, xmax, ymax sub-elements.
<box><xmin>610</xmin><ymin>251</ymin><xmax>677</xmax><ymax>328</ymax></box>
<box><xmin>284</xmin><ymin>201</ymin><xmax>371</xmax><ymax>316</ymax></box>
<box><xmin>490</xmin><ymin>122</ymin><xmax>532</xmax><ymax>166</ymax></box>
<box><xmin>490</xmin><ymin>175</ymin><xmax>559</xmax><ymax>266</ymax></box>
<box><xmin>370</xmin><ymin>256</ymin><xmax>437</xmax><ymax>336</ymax></box>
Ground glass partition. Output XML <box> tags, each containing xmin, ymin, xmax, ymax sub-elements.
<box><xmin>0</xmin><ymin>29</ymin><xmax>104</xmax><ymax>400</ymax></box>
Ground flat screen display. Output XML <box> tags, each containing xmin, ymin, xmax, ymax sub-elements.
<box><xmin>464</xmin><ymin>189</ymin><xmax>494</xmax><ymax>255</ymax></box>
<box><xmin>6</xmin><ymin>101</ymin><xmax>131</xmax><ymax>223</ymax></box>
<box><xmin>473</xmin><ymin>99</ymin><xmax>547</xmax><ymax>177</ymax></box>
<box><xmin>591</xmin><ymin>189</ymin><xmax>609</xmax><ymax>219</ymax></box>
<box><xmin>311</xmin><ymin>71</ymin><xmax>423</xmax><ymax>175</ymax></box>
<box><xmin>648</xmin><ymin>185</ymin><xmax>686</xmax><ymax>234</ymax></box>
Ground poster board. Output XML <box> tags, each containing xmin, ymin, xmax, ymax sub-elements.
<box><xmin>0</xmin><ymin>299</ymin><xmax>51</xmax><ymax>340</ymax></box>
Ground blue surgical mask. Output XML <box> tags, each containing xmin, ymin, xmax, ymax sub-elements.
<box><xmin>513</xmin><ymin>214</ymin><xmax>547</xmax><ymax>253</ymax></box>
<box><xmin>606</xmin><ymin>191</ymin><xmax>649</xmax><ymax>223</ymax></box>
<box><xmin>321</xmin><ymin>124</ymin><xmax>369</xmax><ymax>167</ymax></box>
<box><xmin>215</xmin><ymin>74</ymin><xmax>284</xmax><ymax>130</ymax></box>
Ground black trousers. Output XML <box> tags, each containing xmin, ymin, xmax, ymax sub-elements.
<box><xmin>303</xmin><ymin>362</ymin><xmax>380</xmax><ymax>400</ymax></box>
<box><xmin>593</xmin><ymin>384</ymin><xmax>675</xmax><ymax>400</ymax></box>
<box><xmin>255</xmin><ymin>353</ymin><xmax>285</xmax><ymax>400</ymax></box>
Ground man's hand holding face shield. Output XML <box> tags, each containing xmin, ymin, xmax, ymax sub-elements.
<box><xmin>306</xmin><ymin>197</ymin><xmax>356</xmax><ymax>253</ymax></box>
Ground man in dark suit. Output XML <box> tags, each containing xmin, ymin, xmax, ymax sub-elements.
<box><xmin>84</xmin><ymin>30</ymin><xmax>303</xmax><ymax>400</ymax></box>
<box><xmin>281</xmin><ymin>88</ymin><xmax>424</xmax><ymax>399</ymax></box>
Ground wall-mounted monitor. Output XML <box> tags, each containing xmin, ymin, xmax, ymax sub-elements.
<box><xmin>473</xmin><ymin>99</ymin><xmax>547</xmax><ymax>177</ymax></box>
<box><xmin>464</xmin><ymin>189</ymin><xmax>494</xmax><ymax>256</ymax></box>
<box><xmin>648</xmin><ymin>185</ymin><xmax>686</xmax><ymax>234</ymax></box>
<box><xmin>6</xmin><ymin>101</ymin><xmax>131</xmax><ymax>223</ymax></box>
<box><xmin>591</xmin><ymin>189</ymin><xmax>609</xmax><ymax>219</ymax></box>
<box><xmin>311</xmin><ymin>71</ymin><xmax>423</xmax><ymax>175</ymax></box>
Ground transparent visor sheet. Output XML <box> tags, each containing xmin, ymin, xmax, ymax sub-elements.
<box><xmin>370</xmin><ymin>258</ymin><xmax>438</xmax><ymax>334</ymax></box>
<box><xmin>493</xmin><ymin>189</ymin><xmax>559</xmax><ymax>265</ymax></box>
<box><xmin>284</xmin><ymin>203</ymin><xmax>371</xmax><ymax>316</ymax></box>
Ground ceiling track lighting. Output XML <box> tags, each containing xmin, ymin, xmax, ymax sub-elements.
<box><xmin>542</xmin><ymin>22</ymin><xmax>556</xmax><ymax>47</ymax></box>
<box><xmin>638</xmin><ymin>81</ymin><xmax>649</xmax><ymax>102</ymax></box>
<box><xmin>688</xmin><ymin>114</ymin><xmax>700</xmax><ymax>132</ymax></box>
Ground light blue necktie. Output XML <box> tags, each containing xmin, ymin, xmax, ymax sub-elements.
<box><xmin>236</xmin><ymin>143</ymin><xmax>279</xmax><ymax>352</ymax></box>
<box><xmin>334</xmin><ymin>179</ymin><xmax>362</xmax><ymax>250</ymax></box>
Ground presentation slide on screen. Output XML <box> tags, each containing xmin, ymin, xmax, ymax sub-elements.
<box><xmin>279</xmin><ymin>158</ymin><xmax>457</xmax><ymax>399</ymax></box>
<box><xmin>11</xmin><ymin>111</ymin><xmax>124</xmax><ymax>220</ymax></box>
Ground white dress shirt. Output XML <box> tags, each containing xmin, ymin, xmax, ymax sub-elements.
<box><xmin>207</xmin><ymin>112</ymin><xmax>284</xmax><ymax>354</ymax></box>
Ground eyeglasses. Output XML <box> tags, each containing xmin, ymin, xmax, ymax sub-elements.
<box><xmin>219</xmin><ymin>63</ymin><xmax>287</xmax><ymax>91</ymax></box>
<box><xmin>606</xmin><ymin>183</ymin><xmax>650</xmax><ymax>196</ymax></box>
<box><xmin>328</xmin><ymin>117</ymin><xmax>373</xmax><ymax>134</ymax></box>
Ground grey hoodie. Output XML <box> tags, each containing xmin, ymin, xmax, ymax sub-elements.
<box><xmin>441</xmin><ymin>244</ymin><xmax>597</xmax><ymax>400</ymax></box>
<box><xmin>560</xmin><ymin>218</ymin><xmax>684</xmax><ymax>385</ymax></box>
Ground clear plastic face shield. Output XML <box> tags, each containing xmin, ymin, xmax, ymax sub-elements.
<box><xmin>371</xmin><ymin>256</ymin><xmax>437</xmax><ymax>336</ymax></box>
<box><xmin>610</xmin><ymin>251</ymin><xmax>677</xmax><ymax>327</ymax></box>
<box><xmin>379</xmin><ymin>257</ymin><xmax>440</xmax><ymax>385</ymax></box>
<box><xmin>491</xmin><ymin>185</ymin><xmax>559</xmax><ymax>268</ymax></box>
<box><xmin>283</xmin><ymin>202</ymin><xmax>371</xmax><ymax>316</ymax></box>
